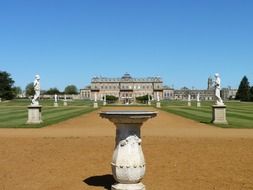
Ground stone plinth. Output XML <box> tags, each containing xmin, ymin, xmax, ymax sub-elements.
<box><xmin>212</xmin><ymin>105</ymin><xmax>228</xmax><ymax>124</ymax></box>
<box><xmin>27</xmin><ymin>105</ymin><xmax>43</xmax><ymax>124</ymax></box>
<box><xmin>93</xmin><ymin>102</ymin><xmax>98</xmax><ymax>108</ymax></box>
<box><xmin>188</xmin><ymin>102</ymin><xmax>191</xmax><ymax>106</ymax></box>
<box><xmin>103</xmin><ymin>101</ymin><xmax>107</xmax><ymax>106</ymax></box>
<box><xmin>148</xmin><ymin>101</ymin><xmax>151</xmax><ymax>106</ymax></box>
<box><xmin>197</xmin><ymin>102</ymin><xmax>201</xmax><ymax>107</ymax></box>
<box><xmin>100</xmin><ymin>111</ymin><xmax>157</xmax><ymax>190</ymax></box>
<box><xmin>54</xmin><ymin>102</ymin><xmax>59</xmax><ymax>107</ymax></box>
<box><xmin>156</xmin><ymin>102</ymin><xmax>161</xmax><ymax>108</ymax></box>
<box><xmin>63</xmin><ymin>101</ymin><xmax>68</xmax><ymax>106</ymax></box>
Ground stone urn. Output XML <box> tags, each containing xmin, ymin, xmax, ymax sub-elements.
<box><xmin>100</xmin><ymin>111</ymin><xmax>157</xmax><ymax>190</ymax></box>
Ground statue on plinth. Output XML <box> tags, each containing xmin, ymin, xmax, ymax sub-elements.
<box><xmin>31</xmin><ymin>75</ymin><xmax>40</xmax><ymax>105</ymax></box>
<box><xmin>214</xmin><ymin>73</ymin><xmax>224</xmax><ymax>105</ymax></box>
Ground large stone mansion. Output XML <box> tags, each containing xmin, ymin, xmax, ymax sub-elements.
<box><xmin>80</xmin><ymin>74</ymin><xmax>237</xmax><ymax>103</ymax></box>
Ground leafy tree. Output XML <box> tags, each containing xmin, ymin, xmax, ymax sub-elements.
<box><xmin>46</xmin><ymin>88</ymin><xmax>61</xmax><ymax>95</ymax></box>
<box><xmin>136</xmin><ymin>94</ymin><xmax>152</xmax><ymax>103</ymax></box>
<box><xmin>64</xmin><ymin>85</ymin><xmax>78</xmax><ymax>94</ymax></box>
<box><xmin>13</xmin><ymin>86</ymin><xmax>22</xmax><ymax>97</ymax></box>
<box><xmin>105</xmin><ymin>95</ymin><xmax>118</xmax><ymax>103</ymax></box>
<box><xmin>235</xmin><ymin>76</ymin><xmax>250</xmax><ymax>101</ymax></box>
<box><xmin>25</xmin><ymin>82</ymin><xmax>35</xmax><ymax>97</ymax></box>
<box><xmin>0</xmin><ymin>71</ymin><xmax>15</xmax><ymax>100</ymax></box>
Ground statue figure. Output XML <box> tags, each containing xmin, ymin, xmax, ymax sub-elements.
<box><xmin>188</xmin><ymin>94</ymin><xmax>191</xmax><ymax>102</ymax></box>
<box><xmin>54</xmin><ymin>94</ymin><xmax>58</xmax><ymax>103</ymax></box>
<box><xmin>214</xmin><ymin>73</ymin><xmax>224</xmax><ymax>105</ymax></box>
<box><xmin>197</xmin><ymin>93</ymin><xmax>200</xmax><ymax>102</ymax></box>
<box><xmin>157</xmin><ymin>92</ymin><xmax>160</xmax><ymax>102</ymax></box>
<box><xmin>31</xmin><ymin>75</ymin><xmax>40</xmax><ymax>105</ymax></box>
<box><xmin>94</xmin><ymin>92</ymin><xmax>97</xmax><ymax>102</ymax></box>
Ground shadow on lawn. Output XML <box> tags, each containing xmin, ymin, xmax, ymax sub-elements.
<box><xmin>84</xmin><ymin>174</ymin><xmax>115</xmax><ymax>190</ymax></box>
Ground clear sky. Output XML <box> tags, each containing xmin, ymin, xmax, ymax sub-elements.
<box><xmin>0</xmin><ymin>0</ymin><xmax>252</xmax><ymax>91</ymax></box>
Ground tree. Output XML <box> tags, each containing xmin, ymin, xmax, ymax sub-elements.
<box><xmin>25</xmin><ymin>82</ymin><xmax>35</xmax><ymax>97</ymax></box>
<box><xmin>136</xmin><ymin>94</ymin><xmax>151</xmax><ymax>103</ymax></box>
<box><xmin>249</xmin><ymin>86</ymin><xmax>253</xmax><ymax>101</ymax></box>
<box><xmin>0</xmin><ymin>71</ymin><xmax>15</xmax><ymax>100</ymax></box>
<box><xmin>105</xmin><ymin>95</ymin><xmax>118</xmax><ymax>103</ymax></box>
<box><xmin>46</xmin><ymin>88</ymin><xmax>61</xmax><ymax>95</ymax></box>
<box><xmin>13</xmin><ymin>86</ymin><xmax>22</xmax><ymax>97</ymax></box>
<box><xmin>64</xmin><ymin>85</ymin><xmax>78</xmax><ymax>94</ymax></box>
<box><xmin>235</xmin><ymin>76</ymin><xmax>250</xmax><ymax>101</ymax></box>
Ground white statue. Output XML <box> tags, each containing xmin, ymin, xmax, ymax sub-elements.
<box><xmin>214</xmin><ymin>73</ymin><xmax>224</xmax><ymax>105</ymax></box>
<box><xmin>54</xmin><ymin>94</ymin><xmax>58</xmax><ymax>103</ymax></box>
<box><xmin>197</xmin><ymin>93</ymin><xmax>200</xmax><ymax>102</ymax></box>
<box><xmin>157</xmin><ymin>92</ymin><xmax>160</xmax><ymax>101</ymax></box>
<box><xmin>64</xmin><ymin>94</ymin><xmax>67</xmax><ymax>101</ymax></box>
<box><xmin>31</xmin><ymin>75</ymin><xmax>40</xmax><ymax>105</ymax></box>
<box><xmin>188</xmin><ymin>94</ymin><xmax>191</xmax><ymax>102</ymax></box>
<box><xmin>94</xmin><ymin>92</ymin><xmax>97</xmax><ymax>102</ymax></box>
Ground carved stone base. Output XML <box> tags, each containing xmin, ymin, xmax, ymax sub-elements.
<box><xmin>212</xmin><ymin>105</ymin><xmax>228</xmax><ymax>124</ymax></box>
<box><xmin>103</xmin><ymin>101</ymin><xmax>107</xmax><ymax>106</ymax></box>
<box><xmin>54</xmin><ymin>102</ymin><xmax>59</xmax><ymax>107</ymax></box>
<box><xmin>93</xmin><ymin>102</ymin><xmax>98</xmax><ymax>108</ymax></box>
<box><xmin>197</xmin><ymin>102</ymin><xmax>201</xmax><ymax>107</ymax></box>
<box><xmin>112</xmin><ymin>183</ymin><xmax>145</xmax><ymax>190</ymax></box>
<box><xmin>27</xmin><ymin>105</ymin><xmax>43</xmax><ymax>124</ymax></box>
<box><xmin>188</xmin><ymin>102</ymin><xmax>191</xmax><ymax>106</ymax></box>
<box><xmin>156</xmin><ymin>102</ymin><xmax>161</xmax><ymax>108</ymax></box>
<box><xmin>63</xmin><ymin>101</ymin><xmax>68</xmax><ymax>106</ymax></box>
<box><xmin>148</xmin><ymin>101</ymin><xmax>151</xmax><ymax>106</ymax></box>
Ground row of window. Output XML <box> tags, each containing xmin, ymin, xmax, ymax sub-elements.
<box><xmin>94</xmin><ymin>85</ymin><xmax>160</xmax><ymax>90</ymax></box>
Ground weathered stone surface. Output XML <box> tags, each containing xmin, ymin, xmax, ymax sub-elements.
<box><xmin>27</xmin><ymin>105</ymin><xmax>43</xmax><ymax>124</ymax></box>
<box><xmin>212</xmin><ymin>105</ymin><xmax>228</xmax><ymax>124</ymax></box>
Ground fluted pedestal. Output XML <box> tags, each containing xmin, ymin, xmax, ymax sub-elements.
<box><xmin>100</xmin><ymin>111</ymin><xmax>157</xmax><ymax>190</ymax></box>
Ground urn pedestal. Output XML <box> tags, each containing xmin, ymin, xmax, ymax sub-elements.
<box><xmin>27</xmin><ymin>105</ymin><xmax>43</xmax><ymax>124</ymax></box>
<box><xmin>212</xmin><ymin>105</ymin><xmax>228</xmax><ymax>124</ymax></box>
<box><xmin>100</xmin><ymin>111</ymin><xmax>157</xmax><ymax>190</ymax></box>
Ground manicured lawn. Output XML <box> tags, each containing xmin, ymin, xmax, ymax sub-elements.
<box><xmin>0</xmin><ymin>99</ymin><xmax>95</xmax><ymax>128</ymax></box>
<box><xmin>160</xmin><ymin>100</ymin><xmax>253</xmax><ymax>128</ymax></box>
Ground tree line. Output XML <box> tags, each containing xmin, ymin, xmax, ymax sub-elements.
<box><xmin>0</xmin><ymin>71</ymin><xmax>78</xmax><ymax>100</ymax></box>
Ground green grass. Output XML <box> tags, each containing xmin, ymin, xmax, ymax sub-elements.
<box><xmin>159</xmin><ymin>100</ymin><xmax>253</xmax><ymax>128</ymax></box>
<box><xmin>0</xmin><ymin>99</ymin><xmax>95</xmax><ymax>128</ymax></box>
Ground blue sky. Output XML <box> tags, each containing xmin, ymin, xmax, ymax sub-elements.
<box><xmin>0</xmin><ymin>0</ymin><xmax>252</xmax><ymax>91</ymax></box>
